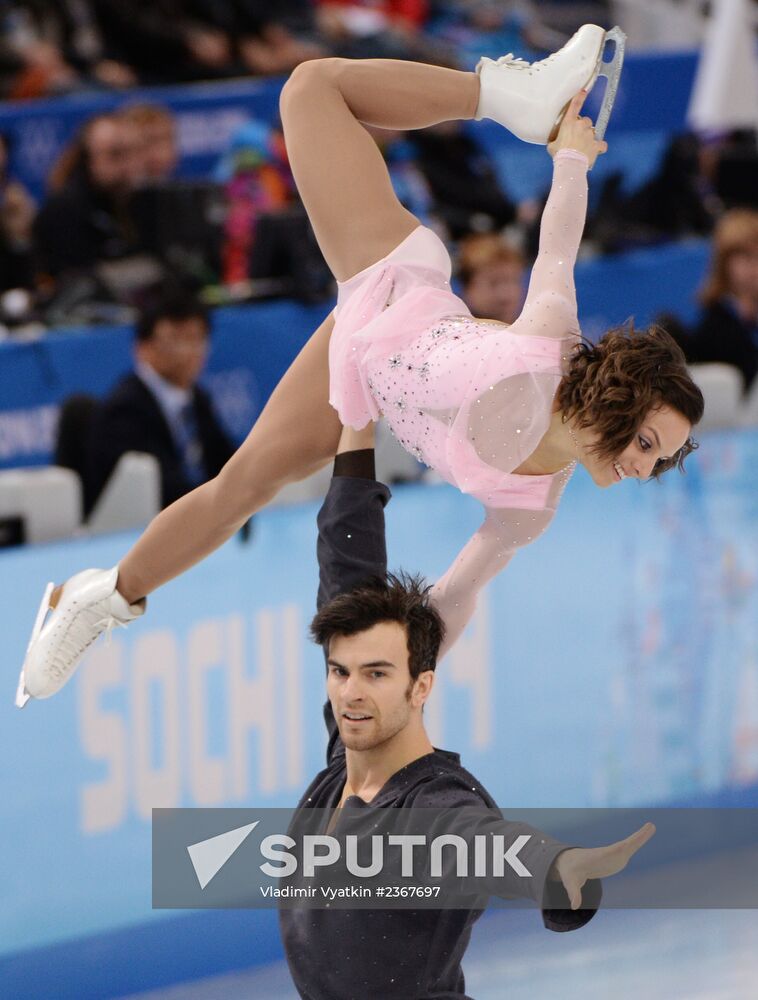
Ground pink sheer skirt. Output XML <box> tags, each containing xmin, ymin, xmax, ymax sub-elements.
<box><xmin>329</xmin><ymin>225</ymin><xmax>469</xmax><ymax>428</ymax></box>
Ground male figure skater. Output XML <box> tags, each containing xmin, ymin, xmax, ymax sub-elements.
<box><xmin>281</xmin><ymin>421</ymin><xmax>653</xmax><ymax>999</ymax></box>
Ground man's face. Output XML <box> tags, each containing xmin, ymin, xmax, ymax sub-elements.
<box><xmin>137</xmin><ymin>316</ymin><xmax>209</xmax><ymax>390</ymax></box>
<box><xmin>86</xmin><ymin>118</ymin><xmax>141</xmax><ymax>193</ymax></box>
<box><xmin>326</xmin><ymin>622</ymin><xmax>432</xmax><ymax>752</ymax></box>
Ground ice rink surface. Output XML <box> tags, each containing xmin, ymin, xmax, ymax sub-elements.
<box><xmin>124</xmin><ymin>908</ymin><xmax>758</xmax><ymax>1000</ymax></box>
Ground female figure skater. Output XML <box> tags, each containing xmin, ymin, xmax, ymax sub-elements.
<box><xmin>18</xmin><ymin>25</ymin><xmax>704</xmax><ymax>705</ymax></box>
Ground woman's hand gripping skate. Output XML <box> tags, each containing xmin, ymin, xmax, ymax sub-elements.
<box><xmin>548</xmin><ymin>90</ymin><xmax>608</xmax><ymax>168</ymax></box>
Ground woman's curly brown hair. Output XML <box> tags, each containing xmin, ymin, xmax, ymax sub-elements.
<box><xmin>555</xmin><ymin>323</ymin><xmax>704</xmax><ymax>478</ymax></box>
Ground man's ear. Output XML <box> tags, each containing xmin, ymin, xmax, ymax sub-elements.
<box><xmin>411</xmin><ymin>669</ymin><xmax>435</xmax><ymax>708</ymax></box>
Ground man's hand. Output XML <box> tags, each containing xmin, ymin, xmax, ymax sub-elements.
<box><xmin>547</xmin><ymin>90</ymin><xmax>608</xmax><ymax>167</ymax></box>
<box><xmin>550</xmin><ymin>821</ymin><xmax>656</xmax><ymax>909</ymax></box>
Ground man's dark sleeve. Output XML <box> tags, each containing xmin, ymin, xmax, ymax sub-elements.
<box><xmin>418</xmin><ymin>788</ymin><xmax>602</xmax><ymax>933</ymax></box>
<box><xmin>316</xmin><ymin>470</ymin><xmax>391</xmax><ymax>611</ymax></box>
<box><xmin>315</xmin><ymin>455</ymin><xmax>391</xmax><ymax>760</ymax></box>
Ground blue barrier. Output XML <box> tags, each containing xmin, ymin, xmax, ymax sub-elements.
<box><xmin>575</xmin><ymin>238</ymin><xmax>709</xmax><ymax>340</ymax></box>
<box><xmin>0</xmin><ymin>51</ymin><xmax>699</xmax><ymax>202</ymax></box>
<box><xmin>0</xmin><ymin>239</ymin><xmax>709</xmax><ymax>470</ymax></box>
<box><xmin>0</xmin><ymin>425</ymin><xmax>756</xmax><ymax>994</ymax></box>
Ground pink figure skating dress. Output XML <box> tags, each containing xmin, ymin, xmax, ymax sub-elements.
<box><xmin>329</xmin><ymin>149</ymin><xmax>588</xmax><ymax>655</ymax></box>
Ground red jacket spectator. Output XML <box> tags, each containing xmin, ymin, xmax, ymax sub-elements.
<box><xmin>317</xmin><ymin>0</ymin><xmax>429</xmax><ymax>32</ymax></box>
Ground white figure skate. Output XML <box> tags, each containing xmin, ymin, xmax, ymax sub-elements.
<box><xmin>475</xmin><ymin>24</ymin><xmax>627</xmax><ymax>144</ymax></box>
<box><xmin>15</xmin><ymin>567</ymin><xmax>145</xmax><ymax>707</ymax></box>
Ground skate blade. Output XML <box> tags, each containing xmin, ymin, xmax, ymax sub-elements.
<box><xmin>15</xmin><ymin>581</ymin><xmax>55</xmax><ymax>709</ymax></box>
<box><xmin>593</xmin><ymin>26</ymin><xmax>627</xmax><ymax>142</ymax></box>
<box><xmin>548</xmin><ymin>26</ymin><xmax>626</xmax><ymax>146</ymax></box>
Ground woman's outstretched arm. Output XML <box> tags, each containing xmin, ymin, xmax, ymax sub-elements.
<box><xmin>430</xmin><ymin>504</ymin><xmax>555</xmax><ymax>660</ymax></box>
<box><xmin>520</xmin><ymin>91</ymin><xmax>606</xmax><ymax>324</ymax></box>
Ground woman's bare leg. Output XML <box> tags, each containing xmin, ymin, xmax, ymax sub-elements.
<box><xmin>279</xmin><ymin>58</ymin><xmax>480</xmax><ymax>280</ymax></box>
<box><xmin>116</xmin><ymin>312</ymin><xmax>341</xmax><ymax>602</ymax></box>
<box><xmin>116</xmin><ymin>59</ymin><xmax>481</xmax><ymax>602</ymax></box>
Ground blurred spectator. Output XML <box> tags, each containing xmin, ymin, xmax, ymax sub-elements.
<box><xmin>86</xmin><ymin>285</ymin><xmax>234</xmax><ymax>512</ymax></box>
<box><xmin>318</xmin><ymin>0</ymin><xmax>429</xmax><ymax>35</ymax></box>
<box><xmin>315</xmin><ymin>0</ymin><xmax>454</xmax><ymax>63</ymax></box>
<box><xmin>55</xmin><ymin>393</ymin><xmax>98</xmax><ymax>494</ymax></box>
<box><xmin>528</xmin><ymin>1</ymin><xmax>610</xmax><ymax>36</ymax></box>
<box><xmin>589</xmin><ymin>133</ymin><xmax>717</xmax><ymax>252</ymax></box>
<box><xmin>215</xmin><ymin>119</ymin><xmax>331</xmax><ymax>300</ymax></box>
<box><xmin>0</xmin><ymin>131</ymin><xmax>36</xmax><ymax>294</ymax></box>
<box><xmin>216</xmin><ymin>120</ymin><xmax>293</xmax><ymax>285</ymax></box>
<box><xmin>33</xmin><ymin>111</ymin><xmax>143</xmax><ymax>283</ymax></box>
<box><xmin>120</xmin><ymin>104</ymin><xmax>180</xmax><ymax>183</ymax></box>
<box><xmin>413</xmin><ymin>122</ymin><xmax>518</xmax><ymax>239</ymax></box>
<box><xmin>91</xmin><ymin>0</ymin><xmax>324</xmax><ymax>83</ymax></box>
<box><xmin>122</xmin><ymin>105</ymin><xmax>224</xmax><ymax>289</ymax></box>
<box><xmin>458</xmin><ymin>232</ymin><xmax>524</xmax><ymax>324</ymax></box>
<box><xmin>91</xmin><ymin>0</ymin><xmax>236</xmax><ymax>83</ymax></box>
<box><xmin>0</xmin><ymin>1</ymin><xmax>136</xmax><ymax>100</ymax></box>
<box><xmin>0</xmin><ymin>2</ymin><xmax>78</xmax><ymax>99</ymax></box>
<box><xmin>192</xmin><ymin>0</ymin><xmax>327</xmax><ymax>75</ymax></box>
<box><xmin>709</xmin><ymin>129</ymin><xmax>758</xmax><ymax>212</ymax></box>
<box><xmin>686</xmin><ymin>209</ymin><xmax>758</xmax><ymax>395</ymax></box>
<box><xmin>430</xmin><ymin>0</ymin><xmax>568</xmax><ymax>67</ymax></box>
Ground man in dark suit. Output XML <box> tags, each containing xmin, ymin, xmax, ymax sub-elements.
<box><xmin>87</xmin><ymin>286</ymin><xmax>234</xmax><ymax>513</ymax></box>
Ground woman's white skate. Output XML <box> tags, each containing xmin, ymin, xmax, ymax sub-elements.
<box><xmin>475</xmin><ymin>23</ymin><xmax>627</xmax><ymax>144</ymax></box>
<box><xmin>15</xmin><ymin>567</ymin><xmax>145</xmax><ymax>708</ymax></box>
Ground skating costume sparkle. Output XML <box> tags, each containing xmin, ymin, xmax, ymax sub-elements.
<box><xmin>329</xmin><ymin>149</ymin><xmax>588</xmax><ymax>655</ymax></box>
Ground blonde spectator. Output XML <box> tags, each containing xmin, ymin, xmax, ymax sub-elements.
<box><xmin>689</xmin><ymin>209</ymin><xmax>758</xmax><ymax>393</ymax></box>
<box><xmin>458</xmin><ymin>232</ymin><xmax>525</xmax><ymax>325</ymax></box>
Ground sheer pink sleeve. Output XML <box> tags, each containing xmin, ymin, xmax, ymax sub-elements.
<box><xmin>430</xmin><ymin>503</ymin><xmax>557</xmax><ymax>660</ymax></box>
<box><xmin>520</xmin><ymin>148</ymin><xmax>589</xmax><ymax>327</ymax></box>
<box><xmin>425</xmin><ymin>152</ymin><xmax>588</xmax><ymax>655</ymax></box>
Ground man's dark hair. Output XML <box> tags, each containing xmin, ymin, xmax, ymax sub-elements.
<box><xmin>136</xmin><ymin>284</ymin><xmax>211</xmax><ymax>342</ymax></box>
<box><xmin>310</xmin><ymin>572</ymin><xmax>445</xmax><ymax>680</ymax></box>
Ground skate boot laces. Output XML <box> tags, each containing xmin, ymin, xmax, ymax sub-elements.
<box><xmin>492</xmin><ymin>54</ymin><xmax>530</xmax><ymax>69</ymax></box>
<box><xmin>477</xmin><ymin>50</ymin><xmax>561</xmax><ymax>75</ymax></box>
<box><xmin>49</xmin><ymin>604</ymin><xmax>124</xmax><ymax>681</ymax></box>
